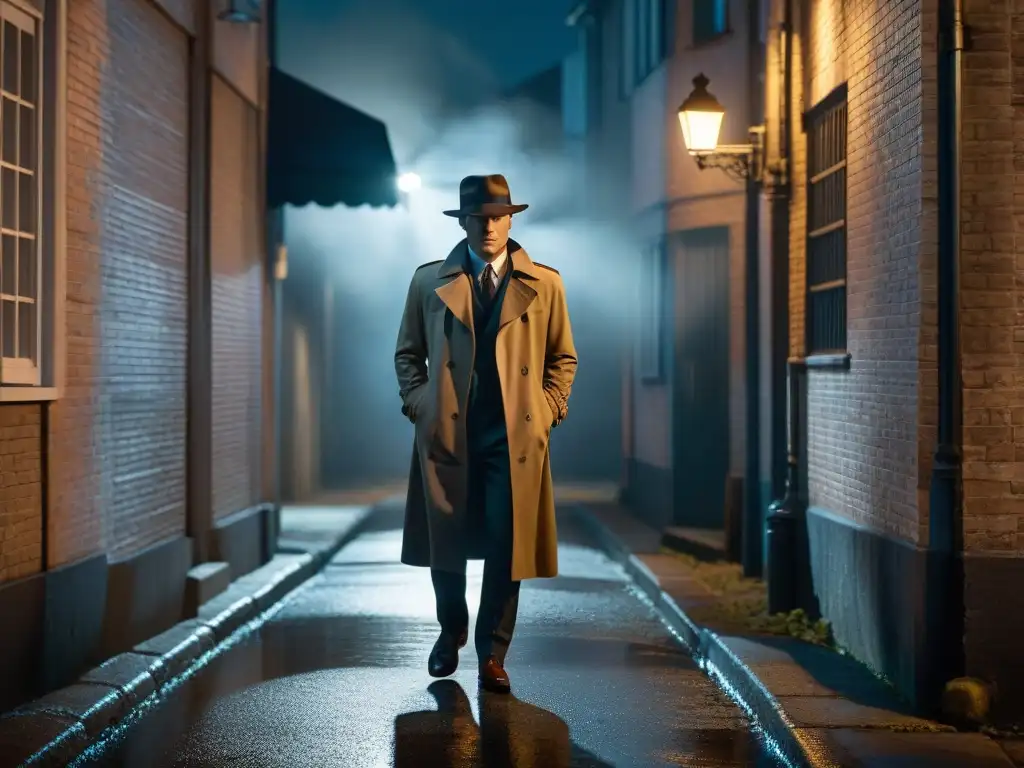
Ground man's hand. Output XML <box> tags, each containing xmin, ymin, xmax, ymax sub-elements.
<box><xmin>395</xmin><ymin>272</ymin><xmax>429</xmax><ymax>423</ymax></box>
<box><xmin>542</xmin><ymin>274</ymin><xmax>577</xmax><ymax>427</ymax></box>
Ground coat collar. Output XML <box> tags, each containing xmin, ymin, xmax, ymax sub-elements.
<box><xmin>435</xmin><ymin>239</ymin><xmax>539</xmax><ymax>331</ymax></box>
<box><xmin>436</xmin><ymin>239</ymin><xmax>542</xmax><ymax>281</ymax></box>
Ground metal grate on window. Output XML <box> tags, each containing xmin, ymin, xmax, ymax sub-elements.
<box><xmin>805</xmin><ymin>84</ymin><xmax>847</xmax><ymax>355</ymax></box>
<box><xmin>0</xmin><ymin>0</ymin><xmax>40</xmax><ymax>385</ymax></box>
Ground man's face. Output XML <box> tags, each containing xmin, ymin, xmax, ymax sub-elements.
<box><xmin>462</xmin><ymin>214</ymin><xmax>512</xmax><ymax>258</ymax></box>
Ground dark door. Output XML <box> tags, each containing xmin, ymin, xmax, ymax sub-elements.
<box><xmin>672</xmin><ymin>227</ymin><xmax>731</xmax><ymax>528</ymax></box>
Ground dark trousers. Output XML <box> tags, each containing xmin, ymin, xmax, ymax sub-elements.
<box><xmin>431</xmin><ymin>441</ymin><xmax>521</xmax><ymax>664</ymax></box>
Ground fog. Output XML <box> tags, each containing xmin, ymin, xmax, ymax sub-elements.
<box><xmin>278</xmin><ymin>0</ymin><xmax>644</xmax><ymax>491</ymax></box>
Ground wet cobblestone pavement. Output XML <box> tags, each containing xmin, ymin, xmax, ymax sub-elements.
<box><xmin>77</xmin><ymin>504</ymin><xmax>782</xmax><ymax>767</ymax></box>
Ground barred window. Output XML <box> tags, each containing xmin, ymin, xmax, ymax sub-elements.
<box><xmin>805</xmin><ymin>85</ymin><xmax>847</xmax><ymax>355</ymax></box>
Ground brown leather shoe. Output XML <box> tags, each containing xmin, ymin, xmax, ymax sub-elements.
<box><xmin>478</xmin><ymin>656</ymin><xmax>511</xmax><ymax>694</ymax></box>
<box><xmin>428</xmin><ymin>629</ymin><xmax>468</xmax><ymax>678</ymax></box>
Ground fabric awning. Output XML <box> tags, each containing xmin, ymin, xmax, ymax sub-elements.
<box><xmin>267</xmin><ymin>67</ymin><xmax>399</xmax><ymax>209</ymax></box>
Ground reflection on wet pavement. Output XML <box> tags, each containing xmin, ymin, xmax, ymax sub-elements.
<box><xmin>77</xmin><ymin>505</ymin><xmax>782</xmax><ymax>767</ymax></box>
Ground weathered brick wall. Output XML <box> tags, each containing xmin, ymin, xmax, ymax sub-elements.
<box><xmin>0</xmin><ymin>405</ymin><xmax>43</xmax><ymax>582</ymax></box>
<box><xmin>798</xmin><ymin>0</ymin><xmax>931</xmax><ymax>544</ymax></box>
<box><xmin>958</xmin><ymin>1</ymin><xmax>1024</xmax><ymax>554</ymax></box>
<box><xmin>210</xmin><ymin>75</ymin><xmax>263</xmax><ymax>520</ymax></box>
<box><xmin>50</xmin><ymin>0</ymin><xmax>189</xmax><ymax>566</ymax></box>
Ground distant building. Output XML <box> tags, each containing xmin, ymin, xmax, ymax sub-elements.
<box><xmin>564</xmin><ymin>0</ymin><xmax>755</xmax><ymax>548</ymax></box>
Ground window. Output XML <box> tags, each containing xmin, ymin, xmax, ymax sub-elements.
<box><xmin>805</xmin><ymin>85</ymin><xmax>848</xmax><ymax>355</ymax></box>
<box><xmin>0</xmin><ymin>1</ymin><xmax>39</xmax><ymax>385</ymax></box>
<box><xmin>619</xmin><ymin>0</ymin><xmax>634</xmax><ymax>97</ymax></box>
<box><xmin>694</xmin><ymin>0</ymin><xmax>728</xmax><ymax>44</ymax></box>
<box><xmin>0</xmin><ymin>0</ymin><xmax>61</xmax><ymax>396</ymax></box>
<box><xmin>621</xmin><ymin>0</ymin><xmax>667</xmax><ymax>95</ymax></box>
<box><xmin>638</xmin><ymin>239</ymin><xmax>667</xmax><ymax>382</ymax></box>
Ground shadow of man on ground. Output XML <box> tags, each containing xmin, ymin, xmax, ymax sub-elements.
<box><xmin>394</xmin><ymin>679</ymin><xmax>614</xmax><ymax>767</ymax></box>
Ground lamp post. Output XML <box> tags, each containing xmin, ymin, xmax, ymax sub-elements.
<box><xmin>678</xmin><ymin>74</ymin><xmax>795</xmax><ymax>603</ymax></box>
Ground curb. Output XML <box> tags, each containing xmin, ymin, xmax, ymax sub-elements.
<box><xmin>572</xmin><ymin>505</ymin><xmax>1022</xmax><ymax>768</ymax></box>
<box><xmin>569</xmin><ymin>505</ymin><xmax>827</xmax><ymax>768</ymax></box>
<box><xmin>0</xmin><ymin>507</ymin><xmax>374</xmax><ymax>768</ymax></box>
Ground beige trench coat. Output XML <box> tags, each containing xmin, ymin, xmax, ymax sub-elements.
<box><xmin>394</xmin><ymin>238</ymin><xmax>577</xmax><ymax>580</ymax></box>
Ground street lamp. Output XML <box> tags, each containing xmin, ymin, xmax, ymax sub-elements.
<box><xmin>677</xmin><ymin>73</ymin><xmax>769</xmax><ymax>184</ymax></box>
<box><xmin>397</xmin><ymin>172</ymin><xmax>422</xmax><ymax>193</ymax></box>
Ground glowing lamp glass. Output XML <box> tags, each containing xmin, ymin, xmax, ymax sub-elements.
<box><xmin>678</xmin><ymin>108</ymin><xmax>725</xmax><ymax>153</ymax></box>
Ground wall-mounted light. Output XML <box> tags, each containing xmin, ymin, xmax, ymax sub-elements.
<box><xmin>218</xmin><ymin>0</ymin><xmax>261</xmax><ymax>23</ymax></box>
<box><xmin>678</xmin><ymin>73</ymin><xmax>769</xmax><ymax>184</ymax></box>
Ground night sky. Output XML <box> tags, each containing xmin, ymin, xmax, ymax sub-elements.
<box><xmin>279</xmin><ymin>0</ymin><xmax>575</xmax><ymax>90</ymax></box>
<box><xmin>277</xmin><ymin>0</ymin><xmax>576</xmax><ymax>164</ymax></box>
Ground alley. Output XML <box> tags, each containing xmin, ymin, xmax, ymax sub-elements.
<box><xmin>75</xmin><ymin>503</ymin><xmax>780</xmax><ymax>768</ymax></box>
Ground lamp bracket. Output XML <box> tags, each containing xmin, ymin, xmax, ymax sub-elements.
<box><xmin>690</xmin><ymin>125</ymin><xmax>785</xmax><ymax>185</ymax></box>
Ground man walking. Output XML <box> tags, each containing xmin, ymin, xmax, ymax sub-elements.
<box><xmin>395</xmin><ymin>174</ymin><xmax>577</xmax><ymax>694</ymax></box>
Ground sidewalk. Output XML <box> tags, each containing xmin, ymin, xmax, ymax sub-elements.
<box><xmin>0</xmin><ymin>504</ymin><xmax>376</xmax><ymax>768</ymax></box>
<box><xmin>569</xmin><ymin>502</ymin><xmax>1016</xmax><ymax>768</ymax></box>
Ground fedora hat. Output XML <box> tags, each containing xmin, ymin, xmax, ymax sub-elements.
<box><xmin>443</xmin><ymin>174</ymin><xmax>529</xmax><ymax>217</ymax></box>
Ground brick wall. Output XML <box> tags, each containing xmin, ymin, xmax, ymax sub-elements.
<box><xmin>50</xmin><ymin>0</ymin><xmax>189</xmax><ymax>566</ymax></box>
<box><xmin>0</xmin><ymin>405</ymin><xmax>42</xmax><ymax>582</ymax></box>
<box><xmin>210</xmin><ymin>75</ymin><xmax>263</xmax><ymax>520</ymax></box>
<box><xmin>798</xmin><ymin>0</ymin><xmax>932</xmax><ymax>545</ymax></box>
<box><xmin>958</xmin><ymin>0</ymin><xmax>1024</xmax><ymax>554</ymax></box>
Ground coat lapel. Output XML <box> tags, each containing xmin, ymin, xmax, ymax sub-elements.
<box><xmin>498</xmin><ymin>246</ymin><xmax>540</xmax><ymax>330</ymax></box>
<box><xmin>434</xmin><ymin>239</ymin><xmax>541</xmax><ymax>331</ymax></box>
<box><xmin>434</xmin><ymin>242</ymin><xmax>474</xmax><ymax>330</ymax></box>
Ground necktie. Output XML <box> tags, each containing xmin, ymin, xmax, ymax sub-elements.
<box><xmin>480</xmin><ymin>264</ymin><xmax>497</xmax><ymax>302</ymax></box>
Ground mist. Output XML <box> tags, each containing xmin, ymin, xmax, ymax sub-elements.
<box><xmin>278</xmin><ymin>0</ymin><xmax>643</xmax><ymax>492</ymax></box>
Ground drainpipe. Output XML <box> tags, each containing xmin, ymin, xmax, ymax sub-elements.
<box><xmin>927</xmin><ymin>0</ymin><xmax>966</xmax><ymax>704</ymax></box>
<box><xmin>764</xmin><ymin>0</ymin><xmax>799</xmax><ymax>613</ymax></box>
<box><xmin>741</xmin><ymin>0</ymin><xmax>769</xmax><ymax>579</ymax></box>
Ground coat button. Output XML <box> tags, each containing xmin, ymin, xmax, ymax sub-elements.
<box><xmin>521</xmin><ymin>365</ymin><xmax>528</xmax><ymax>375</ymax></box>
<box><xmin>518</xmin><ymin>455</ymin><xmax>527</xmax><ymax>463</ymax></box>
<box><xmin>520</xmin><ymin>315</ymin><xmax>528</xmax><ymax>323</ymax></box>
<box><xmin>451</xmin><ymin>412</ymin><xmax>458</xmax><ymax>420</ymax></box>
<box><xmin>446</xmin><ymin>360</ymin><xmax>455</xmax><ymax>370</ymax></box>
<box><xmin>525</xmin><ymin>413</ymin><xmax>532</xmax><ymax>422</ymax></box>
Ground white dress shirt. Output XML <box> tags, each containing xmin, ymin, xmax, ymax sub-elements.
<box><xmin>467</xmin><ymin>245</ymin><xmax>508</xmax><ymax>294</ymax></box>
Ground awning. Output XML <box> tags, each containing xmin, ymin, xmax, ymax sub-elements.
<box><xmin>267</xmin><ymin>67</ymin><xmax>399</xmax><ymax>209</ymax></box>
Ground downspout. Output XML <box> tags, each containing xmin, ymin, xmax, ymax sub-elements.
<box><xmin>266</xmin><ymin>0</ymin><xmax>287</xmax><ymax>514</ymax></box>
<box><xmin>741</xmin><ymin>0</ymin><xmax>763</xmax><ymax>576</ymax></box>
<box><xmin>765</xmin><ymin>0</ymin><xmax>801</xmax><ymax>613</ymax></box>
<box><xmin>927</xmin><ymin>0</ymin><xmax>966</xmax><ymax>703</ymax></box>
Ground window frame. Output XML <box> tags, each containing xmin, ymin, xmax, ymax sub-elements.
<box><xmin>804</xmin><ymin>83</ymin><xmax>849</xmax><ymax>359</ymax></box>
<box><xmin>693</xmin><ymin>0</ymin><xmax>730</xmax><ymax>45</ymax></box>
<box><xmin>620</xmin><ymin>0</ymin><xmax>667</xmax><ymax>97</ymax></box>
<box><xmin>638</xmin><ymin>238</ymin><xmax>667</xmax><ymax>384</ymax></box>
<box><xmin>0</xmin><ymin>0</ymin><xmax>64</xmax><ymax>401</ymax></box>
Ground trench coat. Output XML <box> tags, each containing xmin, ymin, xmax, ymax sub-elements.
<box><xmin>394</xmin><ymin>238</ymin><xmax>577</xmax><ymax>581</ymax></box>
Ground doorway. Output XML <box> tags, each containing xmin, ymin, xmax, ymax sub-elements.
<box><xmin>671</xmin><ymin>226</ymin><xmax>731</xmax><ymax>530</ymax></box>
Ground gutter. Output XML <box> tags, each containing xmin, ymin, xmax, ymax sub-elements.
<box><xmin>927</xmin><ymin>0</ymin><xmax>966</xmax><ymax>704</ymax></box>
